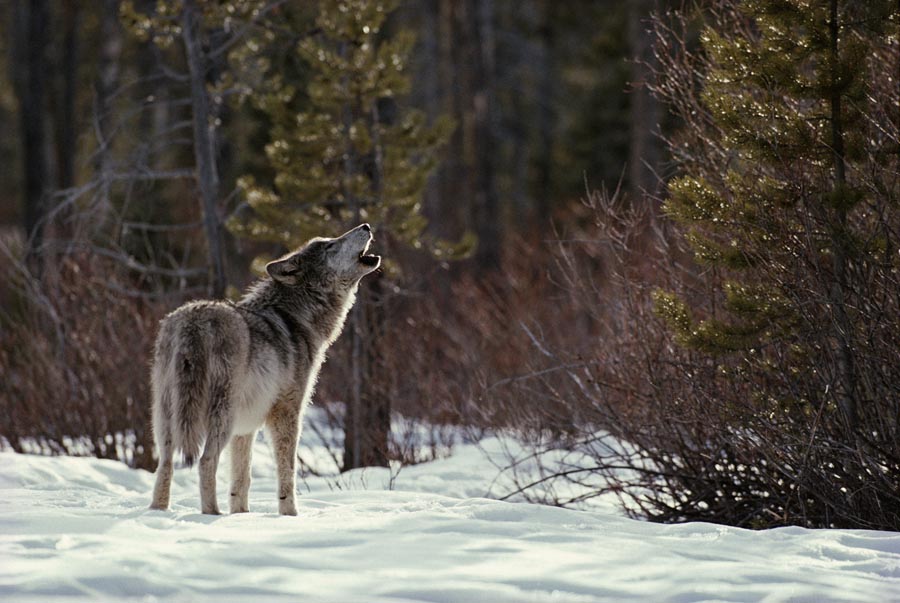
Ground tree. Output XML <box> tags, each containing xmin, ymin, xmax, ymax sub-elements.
<box><xmin>92</xmin><ymin>0</ymin><xmax>122</xmax><ymax>184</ymax></box>
<box><xmin>465</xmin><ymin>0</ymin><xmax>501</xmax><ymax>270</ymax></box>
<box><xmin>52</xmin><ymin>0</ymin><xmax>80</xmax><ymax>193</ymax></box>
<box><xmin>628</xmin><ymin>0</ymin><xmax>663</xmax><ymax>205</ymax></box>
<box><xmin>11</xmin><ymin>0</ymin><xmax>50</xmax><ymax>267</ymax></box>
<box><xmin>121</xmin><ymin>0</ymin><xmax>287</xmax><ymax>298</ymax></box>
<box><xmin>180</xmin><ymin>0</ymin><xmax>227</xmax><ymax>298</ymax></box>
<box><xmin>230</xmin><ymin>0</ymin><xmax>465</xmax><ymax>469</ymax></box>
<box><xmin>652</xmin><ymin>0</ymin><xmax>900</xmax><ymax>526</ymax></box>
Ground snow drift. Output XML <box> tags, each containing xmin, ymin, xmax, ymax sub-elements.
<box><xmin>1</xmin><ymin>434</ymin><xmax>899</xmax><ymax>602</ymax></box>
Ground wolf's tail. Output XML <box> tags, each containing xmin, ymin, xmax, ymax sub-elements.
<box><xmin>173</xmin><ymin>324</ymin><xmax>208</xmax><ymax>467</ymax></box>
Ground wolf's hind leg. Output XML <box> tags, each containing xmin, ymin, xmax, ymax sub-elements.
<box><xmin>266</xmin><ymin>400</ymin><xmax>299</xmax><ymax>516</ymax></box>
<box><xmin>150</xmin><ymin>390</ymin><xmax>174</xmax><ymax>511</ymax></box>
<box><xmin>198</xmin><ymin>380</ymin><xmax>234</xmax><ymax>515</ymax></box>
<box><xmin>229</xmin><ymin>433</ymin><xmax>254</xmax><ymax>513</ymax></box>
<box><xmin>150</xmin><ymin>446</ymin><xmax>174</xmax><ymax>510</ymax></box>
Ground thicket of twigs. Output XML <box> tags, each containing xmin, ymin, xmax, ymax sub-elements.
<box><xmin>480</xmin><ymin>3</ymin><xmax>900</xmax><ymax>531</ymax></box>
<box><xmin>0</xmin><ymin>234</ymin><xmax>164</xmax><ymax>470</ymax></box>
<box><xmin>480</xmin><ymin>181</ymin><xmax>899</xmax><ymax>530</ymax></box>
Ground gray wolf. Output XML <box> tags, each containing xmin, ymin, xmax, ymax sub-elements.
<box><xmin>149</xmin><ymin>224</ymin><xmax>380</xmax><ymax>515</ymax></box>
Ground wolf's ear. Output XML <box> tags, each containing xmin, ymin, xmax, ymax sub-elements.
<box><xmin>266</xmin><ymin>256</ymin><xmax>300</xmax><ymax>283</ymax></box>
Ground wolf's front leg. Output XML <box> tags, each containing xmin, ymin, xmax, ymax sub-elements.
<box><xmin>266</xmin><ymin>400</ymin><xmax>300</xmax><ymax>516</ymax></box>
<box><xmin>229</xmin><ymin>433</ymin><xmax>254</xmax><ymax>513</ymax></box>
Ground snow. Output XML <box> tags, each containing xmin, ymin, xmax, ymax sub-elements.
<box><xmin>2</xmin><ymin>428</ymin><xmax>900</xmax><ymax>602</ymax></box>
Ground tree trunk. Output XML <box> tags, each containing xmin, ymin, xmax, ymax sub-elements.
<box><xmin>416</xmin><ymin>0</ymin><xmax>443</xmax><ymax>228</ymax></box>
<box><xmin>182</xmin><ymin>0</ymin><xmax>227</xmax><ymax>298</ymax></box>
<box><xmin>468</xmin><ymin>0</ymin><xmax>501</xmax><ymax>271</ymax></box>
<box><xmin>533</xmin><ymin>0</ymin><xmax>556</xmax><ymax>227</ymax></box>
<box><xmin>94</xmin><ymin>0</ymin><xmax>121</xmax><ymax>176</ymax></box>
<box><xmin>361</xmin><ymin>276</ymin><xmax>390</xmax><ymax>467</ymax></box>
<box><xmin>131</xmin><ymin>0</ymin><xmax>169</xmax><ymax>173</ymax></box>
<box><xmin>434</xmin><ymin>0</ymin><xmax>466</xmax><ymax>241</ymax></box>
<box><xmin>343</xmin><ymin>101</ymin><xmax>390</xmax><ymax>471</ymax></box>
<box><xmin>13</xmin><ymin>0</ymin><xmax>50</xmax><ymax>267</ymax></box>
<box><xmin>343</xmin><ymin>281</ymin><xmax>390</xmax><ymax>470</ymax></box>
<box><xmin>827</xmin><ymin>0</ymin><xmax>857</xmax><ymax>431</ymax></box>
<box><xmin>628</xmin><ymin>0</ymin><xmax>662</xmax><ymax>206</ymax></box>
<box><xmin>54</xmin><ymin>0</ymin><xmax>79</xmax><ymax>193</ymax></box>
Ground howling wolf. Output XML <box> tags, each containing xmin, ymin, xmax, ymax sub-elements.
<box><xmin>149</xmin><ymin>224</ymin><xmax>380</xmax><ymax>515</ymax></box>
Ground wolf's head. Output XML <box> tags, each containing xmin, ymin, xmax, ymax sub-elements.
<box><xmin>265</xmin><ymin>224</ymin><xmax>381</xmax><ymax>291</ymax></box>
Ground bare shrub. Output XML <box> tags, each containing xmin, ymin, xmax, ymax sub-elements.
<box><xmin>471</xmin><ymin>177</ymin><xmax>898</xmax><ymax>529</ymax></box>
<box><xmin>0</xmin><ymin>242</ymin><xmax>168</xmax><ymax>470</ymax></box>
<box><xmin>477</xmin><ymin>2</ymin><xmax>900</xmax><ymax>530</ymax></box>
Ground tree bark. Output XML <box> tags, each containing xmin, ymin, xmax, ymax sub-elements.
<box><xmin>827</xmin><ymin>0</ymin><xmax>857</xmax><ymax>431</ymax></box>
<box><xmin>434</xmin><ymin>0</ymin><xmax>465</xmax><ymax>241</ymax></box>
<box><xmin>628</xmin><ymin>0</ymin><xmax>662</xmax><ymax>205</ymax></box>
<box><xmin>344</xmin><ymin>280</ymin><xmax>390</xmax><ymax>470</ymax></box>
<box><xmin>416</xmin><ymin>0</ymin><xmax>443</xmax><ymax>228</ymax></box>
<box><xmin>360</xmin><ymin>276</ymin><xmax>390</xmax><ymax>467</ymax></box>
<box><xmin>94</xmin><ymin>0</ymin><xmax>121</xmax><ymax>175</ymax></box>
<box><xmin>468</xmin><ymin>0</ymin><xmax>501</xmax><ymax>271</ymax></box>
<box><xmin>182</xmin><ymin>0</ymin><xmax>227</xmax><ymax>298</ymax></box>
<box><xmin>533</xmin><ymin>0</ymin><xmax>556</xmax><ymax>227</ymax></box>
<box><xmin>13</xmin><ymin>0</ymin><xmax>50</xmax><ymax>266</ymax></box>
<box><xmin>343</xmin><ymin>100</ymin><xmax>390</xmax><ymax>471</ymax></box>
<box><xmin>54</xmin><ymin>0</ymin><xmax>79</xmax><ymax>192</ymax></box>
<box><xmin>337</xmin><ymin>36</ymin><xmax>367</xmax><ymax>469</ymax></box>
<box><xmin>345</xmin><ymin>303</ymin><xmax>364</xmax><ymax>470</ymax></box>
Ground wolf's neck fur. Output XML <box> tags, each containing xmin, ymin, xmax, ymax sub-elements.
<box><xmin>239</xmin><ymin>277</ymin><xmax>358</xmax><ymax>355</ymax></box>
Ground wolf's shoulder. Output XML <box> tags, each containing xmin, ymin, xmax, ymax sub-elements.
<box><xmin>158</xmin><ymin>299</ymin><xmax>245</xmax><ymax>335</ymax></box>
<box><xmin>165</xmin><ymin>299</ymin><xmax>236</xmax><ymax>318</ymax></box>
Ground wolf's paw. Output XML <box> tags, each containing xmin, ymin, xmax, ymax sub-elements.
<box><xmin>278</xmin><ymin>492</ymin><xmax>298</xmax><ymax>516</ymax></box>
<box><xmin>278</xmin><ymin>500</ymin><xmax>298</xmax><ymax>516</ymax></box>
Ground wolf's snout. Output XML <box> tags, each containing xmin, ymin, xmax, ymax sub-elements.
<box><xmin>353</xmin><ymin>223</ymin><xmax>380</xmax><ymax>269</ymax></box>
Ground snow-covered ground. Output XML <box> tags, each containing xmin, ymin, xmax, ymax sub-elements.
<box><xmin>2</xmin><ymin>427</ymin><xmax>900</xmax><ymax>602</ymax></box>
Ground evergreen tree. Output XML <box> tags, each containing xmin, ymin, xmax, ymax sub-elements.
<box><xmin>229</xmin><ymin>0</ymin><xmax>467</xmax><ymax>469</ymax></box>
<box><xmin>230</xmin><ymin>0</ymin><xmax>462</xmax><ymax>261</ymax></box>
<box><xmin>655</xmin><ymin>0</ymin><xmax>900</xmax><ymax>529</ymax></box>
<box><xmin>657</xmin><ymin>0</ymin><xmax>897</xmax><ymax>430</ymax></box>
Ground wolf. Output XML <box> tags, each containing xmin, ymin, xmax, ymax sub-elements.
<box><xmin>149</xmin><ymin>223</ymin><xmax>380</xmax><ymax>515</ymax></box>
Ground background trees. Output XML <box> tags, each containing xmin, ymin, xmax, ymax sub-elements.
<box><xmin>0</xmin><ymin>0</ymin><xmax>897</xmax><ymax>530</ymax></box>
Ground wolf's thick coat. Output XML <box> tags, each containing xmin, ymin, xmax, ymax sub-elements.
<box><xmin>150</xmin><ymin>224</ymin><xmax>380</xmax><ymax>515</ymax></box>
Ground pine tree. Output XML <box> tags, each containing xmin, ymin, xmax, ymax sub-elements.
<box><xmin>655</xmin><ymin>0</ymin><xmax>900</xmax><ymax>529</ymax></box>
<box><xmin>228</xmin><ymin>0</ymin><xmax>468</xmax><ymax>469</ymax></box>
<box><xmin>229</xmin><ymin>0</ymin><xmax>462</xmax><ymax>260</ymax></box>
<box><xmin>655</xmin><ymin>0</ymin><xmax>897</xmax><ymax>426</ymax></box>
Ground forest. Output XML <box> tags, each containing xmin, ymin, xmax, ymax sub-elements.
<box><xmin>1</xmin><ymin>0</ymin><xmax>898</xmax><ymax>533</ymax></box>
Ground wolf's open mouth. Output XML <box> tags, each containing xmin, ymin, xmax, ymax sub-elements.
<box><xmin>358</xmin><ymin>238</ymin><xmax>380</xmax><ymax>267</ymax></box>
